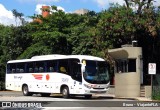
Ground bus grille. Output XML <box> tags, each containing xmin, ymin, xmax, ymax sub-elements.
<box><xmin>90</xmin><ymin>91</ymin><xmax>106</xmax><ymax>93</ymax></box>
<box><xmin>93</xmin><ymin>88</ymin><xmax>105</xmax><ymax>90</ymax></box>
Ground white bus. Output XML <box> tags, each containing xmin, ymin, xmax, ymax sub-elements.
<box><xmin>6</xmin><ymin>54</ymin><xmax>110</xmax><ymax>98</ymax></box>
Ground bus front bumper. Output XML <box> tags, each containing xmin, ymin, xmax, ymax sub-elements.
<box><xmin>84</xmin><ymin>89</ymin><xmax>108</xmax><ymax>94</ymax></box>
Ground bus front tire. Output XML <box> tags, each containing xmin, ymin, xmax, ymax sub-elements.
<box><xmin>62</xmin><ymin>87</ymin><xmax>70</xmax><ymax>98</ymax></box>
<box><xmin>22</xmin><ymin>85</ymin><xmax>32</xmax><ymax>96</ymax></box>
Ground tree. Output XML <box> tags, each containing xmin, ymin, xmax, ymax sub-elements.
<box><xmin>1</xmin><ymin>4</ymin><xmax>160</xmax><ymax>86</ymax></box>
<box><xmin>124</xmin><ymin>0</ymin><xmax>154</xmax><ymax>14</ymax></box>
<box><xmin>12</xmin><ymin>9</ymin><xmax>25</xmax><ymax>26</ymax></box>
<box><xmin>0</xmin><ymin>25</ymin><xmax>12</xmax><ymax>78</ymax></box>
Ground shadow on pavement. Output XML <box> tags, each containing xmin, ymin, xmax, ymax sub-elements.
<box><xmin>49</xmin><ymin>95</ymin><xmax>114</xmax><ymax>100</ymax></box>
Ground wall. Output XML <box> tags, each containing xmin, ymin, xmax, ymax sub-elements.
<box><xmin>115</xmin><ymin>72</ymin><xmax>140</xmax><ymax>97</ymax></box>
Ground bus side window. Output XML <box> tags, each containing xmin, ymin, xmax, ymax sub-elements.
<box><xmin>58</xmin><ymin>59</ymin><xmax>69</xmax><ymax>74</ymax></box>
<box><xmin>20</xmin><ymin>69</ymin><xmax>24</xmax><ymax>73</ymax></box>
<box><xmin>60</xmin><ymin>66</ymin><xmax>67</xmax><ymax>73</ymax></box>
<box><xmin>49</xmin><ymin>67</ymin><xmax>54</xmax><ymax>72</ymax></box>
<box><xmin>29</xmin><ymin>68</ymin><xmax>33</xmax><ymax>73</ymax></box>
<box><xmin>39</xmin><ymin>67</ymin><xmax>44</xmax><ymax>72</ymax></box>
<box><xmin>46</xmin><ymin>60</ymin><xmax>57</xmax><ymax>72</ymax></box>
<box><xmin>7</xmin><ymin>64</ymin><xmax>11</xmax><ymax>73</ymax></box>
<box><xmin>69</xmin><ymin>59</ymin><xmax>82</xmax><ymax>82</ymax></box>
<box><xmin>34</xmin><ymin>67</ymin><xmax>38</xmax><ymax>72</ymax></box>
<box><xmin>16</xmin><ymin>68</ymin><xmax>20</xmax><ymax>73</ymax></box>
<box><xmin>34</xmin><ymin>61</ymin><xmax>45</xmax><ymax>73</ymax></box>
<box><xmin>26</xmin><ymin>62</ymin><xmax>33</xmax><ymax>73</ymax></box>
<box><xmin>9</xmin><ymin>63</ymin><xmax>16</xmax><ymax>73</ymax></box>
<box><xmin>16</xmin><ymin>63</ymin><xmax>25</xmax><ymax>73</ymax></box>
<box><xmin>12</xmin><ymin>69</ymin><xmax>16</xmax><ymax>73</ymax></box>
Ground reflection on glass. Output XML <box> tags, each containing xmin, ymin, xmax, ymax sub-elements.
<box><xmin>83</xmin><ymin>60</ymin><xmax>109</xmax><ymax>84</ymax></box>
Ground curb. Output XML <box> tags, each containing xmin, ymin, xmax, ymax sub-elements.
<box><xmin>94</xmin><ymin>94</ymin><xmax>155</xmax><ymax>102</ymax></box>
<box><xmin>114</xmin><ymin>97</ymin><xmax>138</xmax><ymax>101</ymax></box>
<box><xmin>0</xmin><ymin>90</ymin><xmax>21</xmax><ymax>92</ymax></box>
<box><xmin>114</xmin><ymin>97</ymin><xmax>156</xmax><ymax>102</ymax></box>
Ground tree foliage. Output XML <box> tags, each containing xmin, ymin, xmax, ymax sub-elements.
<box><xmin>1</xmin><ymin>2</ymin><xmax>160</xmax><ymax>85</ymax></box>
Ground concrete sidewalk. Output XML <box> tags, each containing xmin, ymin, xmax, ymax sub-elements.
<box><xmin>135</xmin><ymin>97</ymin><xmax>152</xmax><ymax>101</ymax></box>
<box><xmin>93</xmin><ymin>93</ymin><xmax>153</xmax><ymax>101</ymax></box>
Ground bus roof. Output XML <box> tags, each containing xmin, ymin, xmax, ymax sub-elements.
<box><xmin>7</xmin><ymin>54</ymin><xmax>105</xmax><ymax>63</ymax></box>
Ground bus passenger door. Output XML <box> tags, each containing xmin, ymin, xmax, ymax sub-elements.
<box><xmin>69</xmin><ymin>59</ymin><xmax>82</xmax><ymax>94</ymax></box>
<box><xmin>73</xmin><ymin>80</ymin><xmax>83</xmax><ymax>94</ymax></box>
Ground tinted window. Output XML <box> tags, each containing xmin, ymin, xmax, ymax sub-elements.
<box><xmin>46</xmin><ymin>60</ymin><xmax>57</xmax><ymax>72</ymax></box>
<box><xmin>7</xmin><ymin>63</ymin><xmax>16</xmax><ymax>73</ymax></box>
<box><xmin>69</xmin><ymin>59</ymin><xmax>81</xmax><ymax>82</ymax></box>
<box><xmin>34</xmin><ymin>61</ymin><xmax>45</xmax><ymax>73</ymax></box>
<box><xmin>115</xmin><ymin>59</ymin><xmax>136</xmax><ymax>73</ymax></box>
<box><xmin>16</xmin><ymin>63</ymin><xmax>25</xmax><ymax>73</ymax></box>
<box><xmin>7</xmin><ymin>63</ymin><xmax>25</xmax><ymax>73</ymax></box>
<box><xmin>128</xmin><ymin>59</ymin><xmax>136</xmax><ymax>72</ymax></box>
<box><xmin>26</xmin><ymin>62</ymin><xmax>34</xmax><ymax>73</ymax></box>
<box><xmin>58</xmin><ymin>59</ymin><xmax>69</xmax><ymax>74</ymax></box>
<box><xmin>83</xmin><ymin>60</ymin><xmax>109</xmax><ymax>84</ymax></box>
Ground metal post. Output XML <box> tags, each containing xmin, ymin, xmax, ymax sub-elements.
<box><xmin>151</xmin><ymin>74</ymin><xmax>154</xmax><ymax>99</ymax></box>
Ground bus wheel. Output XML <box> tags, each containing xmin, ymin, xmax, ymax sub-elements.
<box><xmin>84</xmin><ymin>95</ymin><xmax>92</xmax><ymax>99</ymax></box>
<box><xmin>22</xmin><ymin>85</ymin><xmax>32</xmax><ymax>96</ymax></box>
<box><xmin>41</xmin><ymin>93</ymin><xmax>51</xmax><ymax>97</ymax></box>
<box><xmin>62</xmin><ymin>87</ymin><xmax>70</xmax><ymax>98</ymax></box>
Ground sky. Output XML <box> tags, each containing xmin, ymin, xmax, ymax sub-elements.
<box><xmin>0</xmin><ymin>0</ymin><xmax>160</xmax><ymax>26</ymax></box>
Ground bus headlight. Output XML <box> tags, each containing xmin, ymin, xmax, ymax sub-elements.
<box><xmin>84</xmin><ymin>84</ymin><xmax>91</xmax><ymax>89</ymax></box>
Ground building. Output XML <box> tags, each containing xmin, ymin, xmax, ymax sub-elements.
<box><xmin>33</xmin><ymin>6</ymin><xmax>90</xmax><ymax>23</ymax></box>
<box><xmin>73</xmin><ymin>9</ymin><xmax>89</xmax><ymax>15</ymax></box>
<box><xmin>41</xmin><ymin>6</ymin><xmax>50</xmax><ymax>18</ymax></box>
<box><xmin>33</xmin><ymin>6</ymin><xmax>50</xmax><ymax>23</ymax></box>
<box><xmin>108</xmin><ymin>44</ymin><xmax>151</xmax><ymax>98</ymax></box>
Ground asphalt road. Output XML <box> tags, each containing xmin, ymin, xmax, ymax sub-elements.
<box><xmin>0</xmin><ymin>91</ymin><xmax>160</xmax><ymax>110</ymax></box>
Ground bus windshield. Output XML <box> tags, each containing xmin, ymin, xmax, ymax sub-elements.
<box><xmin>83</xmin><ymin>60</ymin><xmax>109</xmax><ymax>84</ymax></box>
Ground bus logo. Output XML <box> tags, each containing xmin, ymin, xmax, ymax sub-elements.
<box><xmin>32</xmin><ymin>74</ymin><xmax>43</xmax><ymax>80</ymax></box>
<box><xmin>46</xmin><ymin>74</ymin><xmax>50</xmax><ymax>81</ymax></box>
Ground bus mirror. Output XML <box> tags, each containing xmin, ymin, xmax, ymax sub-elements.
<box><xmin>82</xmin><ymin>60</ymin><xmax>86</xmax><ymax>66</ymax></box>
